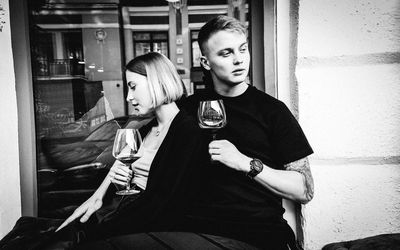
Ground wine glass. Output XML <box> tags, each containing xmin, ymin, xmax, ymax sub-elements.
<box><xmin>198</xmin><ymin>99</ymin><xmax>227</xmax><ymax>140</ymax></box>
<box><xmin>112</xmin><ymin>128</ymin><xmax>142</xmax><ymax>195</ymax></box>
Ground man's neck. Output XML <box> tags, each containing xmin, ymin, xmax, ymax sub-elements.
<box><xmin>213</xmin><ymin>81</ymin><xmax>248</xmax><ymax>97</ymax></box>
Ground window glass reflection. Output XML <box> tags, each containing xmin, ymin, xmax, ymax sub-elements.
<box><xmin>133</xmin><ymin>32</ymin><xmax>168</xmax><ymax>57</ymax></box>
<box><xmin>30</xmin><ymin>2</ymin><xmax>125</xmax><ymax>218</ymax></box>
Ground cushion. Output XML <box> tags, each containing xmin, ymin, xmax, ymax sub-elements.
<box><xmin>322</xmin><ymin>233</ymin><xmax>400</xmax><ymax>250</ymax></box>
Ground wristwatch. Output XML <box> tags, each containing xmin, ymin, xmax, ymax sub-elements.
<box><xmin>246</xmin><ymin>158</ymin><xmax>264</xmax><ymax>178</ymax></box>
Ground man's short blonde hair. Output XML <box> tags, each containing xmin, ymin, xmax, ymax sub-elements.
<box><xmin>198</xmin><ymin>15</ymin><xmax>247</xmax><ymax>56</ymax></box>
<box><xmin>125</xmin><ymin>52</ymin><xmax>185</xmax><ymax>108</ymax></box>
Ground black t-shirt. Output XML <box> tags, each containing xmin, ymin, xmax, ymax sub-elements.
<box><xmin>178</xmin><ymin>85</ymin><xmax>313</xmax><ymax>248</ymax></box>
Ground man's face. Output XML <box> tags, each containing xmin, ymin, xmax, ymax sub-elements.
<box><xmin>201</xmin><ymin>30</ymin><xmax>250</xmax><ymax>88</ymax></box>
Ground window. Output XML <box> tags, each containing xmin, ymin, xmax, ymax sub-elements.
<box><xmin>28</xmin><ymin>2</ymin><xmax>126</xmax><ymax>217</ymax></box>
<box><xmin>191</xmin><ymin>31</ymin><xmax>201</xmax><ymax>68</ymax></box>
<box><xmin>133</xmin><ymin>32</ymin><xmax>169</xmax><ymax>57</ymax></box>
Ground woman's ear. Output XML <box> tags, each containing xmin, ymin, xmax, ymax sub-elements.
<box><xmin>200</xmin><ymin>56</ymin><xmax>211</xmax><ymax>71</ymax></box>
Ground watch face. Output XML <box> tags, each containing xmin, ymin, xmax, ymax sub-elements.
<box><xmin>251</xmin><ymin>159</ymin><xmax>263</xmax><ymax>172</ymax></box>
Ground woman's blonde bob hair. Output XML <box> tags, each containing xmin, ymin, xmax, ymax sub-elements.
<box><xmin>125</xmin><ymin>52</ymin><xmax>185</xmax><ymax>108</ymax></box>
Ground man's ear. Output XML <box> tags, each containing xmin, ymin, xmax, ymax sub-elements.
<box><xmin>200</xmin><ymin>56</ymin><xmax>211</xmax><ymax>71</ymax></box>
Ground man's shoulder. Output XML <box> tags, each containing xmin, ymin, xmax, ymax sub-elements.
<box><xmin>248</xmin><ymin>85</ymin><xmax>287</xmax><ymax>110</ymax></box>
<box><xmin>177</xmin><ymin>90</ymin><xmax>210</xmax><ymax>114</ymax></box>
<box><xmin>186</xmin><ymin>89</ymin><xmax>210</xmax><ymax>101</ymax></box>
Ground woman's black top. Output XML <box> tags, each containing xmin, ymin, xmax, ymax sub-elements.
<box><xmin>83</xmin><ymin>110</ymin><xmax>208</xmax><ymax>239</ymax></box>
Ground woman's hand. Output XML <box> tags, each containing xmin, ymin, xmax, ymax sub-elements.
<box><xmin>208</xmin><ymin>139</ymin><xmax>249</xmax><ymax>172</ymax></box>
<box><xmin>55</xmin><ymin>194</ymin><xmax>103</xmax><ymax>232</ymax></box>
<box><xmin>108</xmin><ymin>160</ymin><xmax>133</xmax><ymax>187</ymax></box>
<box><xmin>55</xmin><ymin>161</ymin><xmax>132</xmax><ymax>232</ymax></box>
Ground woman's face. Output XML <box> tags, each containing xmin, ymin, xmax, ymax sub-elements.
<box><xmin>126</xmin><ymin>70</ymin><xmax>154</xmax><ymax>116</ymax></box>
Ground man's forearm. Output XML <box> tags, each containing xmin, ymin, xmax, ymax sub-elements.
<box><xmin>284</xmin><ymin>157</ymin><xmax>314</xmax><ymax>202</ymax></box>
<box><xmin>238</xmin><ymin>156</ymin><xmax>314</xmax><ymax>203</ymax></box>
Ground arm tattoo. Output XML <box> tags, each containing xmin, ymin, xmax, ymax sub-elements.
<box><xmin>284</xmin><ymin>157</ymin><xmax>314</xmax><ymax>201</ymax></box>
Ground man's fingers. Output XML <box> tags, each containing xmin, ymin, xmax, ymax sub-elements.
<box><xmin>209</xmin><ymin>139</ymin><xmax>229</xmax><ymax>148</ymax></box>
<box><xmin>209</xmin><ymin>148</ymin><xmax>220</xmax><ymax>155</ymax></box>
<box><xmin>209</xmin><ymin>141</ymin><xmax>219</xmax><ymax>148</ymax></box>
<box><xmin>211</xmin><ymin>154</ymin><xmax>222</xmax><ymax>161</ymax></box>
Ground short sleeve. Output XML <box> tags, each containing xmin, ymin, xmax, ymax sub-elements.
<box><xmin>271</xmin><ymin>102</ymin><xmax>313</xmax><ymax>165</ymax></box>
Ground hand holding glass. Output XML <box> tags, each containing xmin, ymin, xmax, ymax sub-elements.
<box><xmin>112</xmin><ymin>129</ymin><xmax>142</xmax><ymax>195</ymax></box>
<box><xmin>198</xmin><ymin>100</ymin><xmax>227</xmax><ymax>140</ymax></box>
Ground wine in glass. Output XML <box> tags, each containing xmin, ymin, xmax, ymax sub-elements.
<box><xmin>198</xmin><ymin>99</ymin><xmax>227</xmax><ymax>140</ymax></box>
<box><xmin>112</xmin><ymin>128</ymin><xmax>142</xmax><ymax>195</ymax></box>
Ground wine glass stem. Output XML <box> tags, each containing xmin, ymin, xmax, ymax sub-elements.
<box><xmin>126</xmin><ymin>164</ymin><xmax>132</xmax><ymax>191</ymax></box>
<box><xmin>211</xmin><ymin>133</ymin><xmax>217</xmax><ymax>140</ymax></box>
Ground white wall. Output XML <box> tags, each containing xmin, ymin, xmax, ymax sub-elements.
<box><xmin>303</xmin><ymin>163</ymin><xmax>400</xmax><ymax>249</ymax></box>
<box><xmin>297</xmin><ymin>0</ymin><xmax>400</xmax><ymax>249</ymax></box>
<box><xmin>298</xmin><ymin>64</ymin><xmax>400</xmax><ymax>158</ymax></box>
<box><xmin>0</xmin><ymin>0</ymin><xmax>22</xmax><ymax>238</ymax></box>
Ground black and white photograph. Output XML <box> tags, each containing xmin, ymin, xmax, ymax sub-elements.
<box><xmin>0</xmin><ymin>0</ymin><xmax>399</xmax><ymax>249</ymax></box>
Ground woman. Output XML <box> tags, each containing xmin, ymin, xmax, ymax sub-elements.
<box><xmin>56</xmin><ymin>52</ymin><xmax>193</xmax><ymax>233</ymax></box>
<box><xmin>55</xmin><ymin>52</ymin><xmax>209</xmax><ymax>242</ymax></box>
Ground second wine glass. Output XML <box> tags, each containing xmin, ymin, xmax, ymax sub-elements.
<box><xmin>198</xmin><ymin>99</ymin><xmax>227</xmax><ymax>140</ymax></box>
<box><xmin>112</xmin><ymin>128</ymin><xmax>142</xmax><ymax>195</ymax></box>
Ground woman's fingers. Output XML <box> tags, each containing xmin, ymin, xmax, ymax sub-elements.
<box><xmin>56</xmin><ymin>220</ymin><xmax>69</xmax><ymax>232</ymax></box>
<box><xmin>55</xmin><ymin>198</ymin><xmax>104</xmax><ymax>232</ymax></box>
<box><xmin>114</xmin><ymin>172</ymin><xmax>132</xmax><ymax>184</ymax></box>
<box><xmin>109</xmin><ymin>166</ymin><xmax>132</xmax><ymax>185</ymax></box>
<box><xmin>56</xmin><ymin>209</ymin><xmax>81</xmax><ymax>232</ymax></box>
<box><xmin>115</xmin><ymin>161</ymin><xmax>133</xmax><ymax>174</ymax></box>
<box><xmin>113</xmin><ymin>178</ymin><xmax>130</xmax><ymax>186</ymax></box>
<box><xmin>80</xmin><ymin>206</ymin><xmax>96</xmax><ymax>223</ymax></box>
<box><xmin>115</xmin><ymin>166</ymin><xmax>132</xmax><ymax>177</ymax></box>
<box><xmin>111</xmin><ymin>161</ymin><xmax>131</xmax><ymax>173</ymax></box>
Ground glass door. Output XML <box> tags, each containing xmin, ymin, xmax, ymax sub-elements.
<box><xmin>28</xmin><ymin>2</ymin><xmax>127</xmax><ymax>218</ymax></box>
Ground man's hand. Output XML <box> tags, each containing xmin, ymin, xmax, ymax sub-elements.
<box><xmin>208</xmin><ymin>140</ymin><xmax>249</xmax><ymax>172</ymax></box>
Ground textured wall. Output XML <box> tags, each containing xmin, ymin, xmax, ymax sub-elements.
<box><xmin>298</xmin><ymin>64</ymin><xmax>400</xmax><ymax>158</ymax></box>
<box><xmin>298</xmin><ymin>0</ymin><xmax>400</xmax><ymax>56</ymax></box>
<box><xmin>296</xmin><ymin>0</ymin><xmax>400</xmax><ymax>249</ymax></box>
<box><xmin>0</xmin><ymin>0</ymin><xmax>22</xmax><ymax>238</ymax></box>
<box><xmin>303</xmin><ymin>163</ymin><xmax>400</xmax><ymax>249</ymax></box>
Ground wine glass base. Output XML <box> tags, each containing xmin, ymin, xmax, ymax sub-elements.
<box><xmin>116</xmin><ymin>189</ymin><xmax>141</xmax><ymax>195</ymax></box>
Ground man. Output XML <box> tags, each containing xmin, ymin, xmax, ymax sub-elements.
<box><xmin>179</xmin><ymin>15</ymin><xmax>314</xmax><ymax>250</ymax></box>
